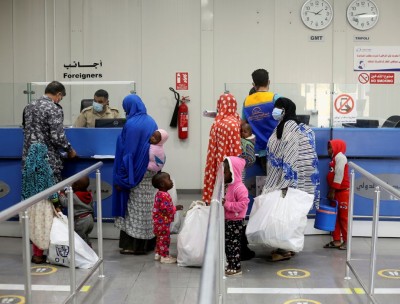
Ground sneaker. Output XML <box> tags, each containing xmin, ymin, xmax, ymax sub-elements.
<box><xmin>225</xmin><ymin>268</ymin><xmax>242</xmax><ymax>277</ymax></box>
<box><xmin>154</xmin><ymin>253</ymin><xmax>161</xmax><ymax>261</ymax></box>
<box><xmin>160</xmin><ymin>256</ymin><xmax>177</xmax><ymax>264</ymax></box>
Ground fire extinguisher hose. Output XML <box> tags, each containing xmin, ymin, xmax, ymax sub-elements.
<box><xmin>169</xmin><ymin>87</ymin><xmax>180</xmax><ymax>128</ymax></box>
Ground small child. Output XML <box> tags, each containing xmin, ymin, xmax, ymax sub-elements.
<box><xmin>323</xmin><ymin>139</ymin><xmax>350</xmax><ymax>250</ymax></box>
<box><xmin>59</xmin><ymin>176</ymin><xmax>94</xmax><ymax>247</ymax></box>
<box><xmin>148</xmin><ymin>129</ymin><xmax>169</xmax><ymax>172</ymax></box>
<box><xmin>240</xmin><ymin>122</ymin><xmax>256</xmax><ymax>180</ymax></box>
<box><xmin>151</xmin><ymin>171</ymin><xmax>183</xmax><ymax>264</ymax></box>
<box><xmin>222</xmin><ymin>156</ymin><xmax>250</xmax><ymax>276</ymax></box>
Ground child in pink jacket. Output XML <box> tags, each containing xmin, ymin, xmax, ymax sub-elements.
<box><xmin>223</xmin><ymin>156</ymin><xmax>250</xmax><ymax>276</ymax></box>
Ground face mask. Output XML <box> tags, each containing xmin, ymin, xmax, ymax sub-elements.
<box><xmin>272</xmin><ymin>108</ymin><xmax>284</xmax><ymax>121</ymax></box>
<box><xmin>92</xmin><ymin>101</ymin><xmax>104</xmax><ymax>113</ymax></box>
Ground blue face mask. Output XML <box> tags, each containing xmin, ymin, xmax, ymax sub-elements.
<box><xmin>92</xmin><ymin>101</ymin><xmax>104</xmax><ymax>113</ymax></box>
<box><xmin>272</xmin><ymin>108</ymin><xmax>284</xmax><ymax>121</ymax></box>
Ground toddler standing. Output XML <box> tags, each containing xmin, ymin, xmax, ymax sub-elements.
<box><xmin>323</xmin><ymin>139</ymin><xmax>350</xmax><ymax>250</ymax></box>
<box><xmin>151</xmin><ymin>172</ymin><xmax>183</xmax><ymax>264</ymax></box>
<box><xmin>223</xmin><ymin>156</ymin><xmax>250</xmax><ymax>276</ymax></box>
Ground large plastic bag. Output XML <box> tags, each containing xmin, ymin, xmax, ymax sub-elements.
<box><xmin>177</xmin><ymin>201</ymin><xmax>210</xmax><ymax>267</ymax></box>
<box><xmin>246</xmin><ymin>188</ymin><xmax>313</xmax><ymax>252</ymax></box>
<box><xmin>48</xmin><ymin>213</ymin><xmax>99</xmax><ymax>269</ymax></box>
<box><xmin>168</xmin><ymin>178</ymin><xmax>183</xmax><ymax>234</ymax></box>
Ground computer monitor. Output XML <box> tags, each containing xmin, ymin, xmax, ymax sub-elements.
<box><xmin>95</xmin><ymin>118</ymin><xmax>126</xmax><ymax>128</ymax></box>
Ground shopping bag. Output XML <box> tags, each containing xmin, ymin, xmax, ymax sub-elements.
<box><xmin>48</xmin><ymin>213</ymin><xmax>99</xmax><ymax>269</ymax></box>
<box><xmin>177</xmin><ymin>201</ymin><xmax>210</xmax><ymax>267</ymax></box>
<box><xmin>246</xmin><ymin>188</ymin><xmax>313</xmax><ymax>252</ymax></box>
<box><xmin>168</xmin><ymin>178</ymin><xmax>183</xmax><ymax>234</ymax></box>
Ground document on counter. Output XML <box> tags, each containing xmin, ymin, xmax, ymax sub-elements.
<box><xmin>92</xmin><ymin>155</ymin><xmax>115</xmax><ymax>159</ymax></box>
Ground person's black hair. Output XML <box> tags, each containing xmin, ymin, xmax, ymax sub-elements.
<box><xmin>251</xmin><ymin>69</ymin><xmax>269</xmax><ymax>87</ymax></box>
<box><xmin>94</xmin><ymin>89</ymin><xmax>109</xmax><ymax>99</ymax></box>
<box><xmin>45</xmin><ymin>81</ymin><xmax>66</xmax><ymax>96</ymax></box>
<box><xmin>152</xmin><ymin>171</ymin><xmax>169</xmax><ymax>189</ymax></box>
<box><xmin>275</xmin><ymin>97</ymin><xmax>299</xmax><ymax>139</ymax></box>
<box><xmin>72</xmin><ymin>176</ymin><xmax>90</xmax><ymax>192</ymax></box>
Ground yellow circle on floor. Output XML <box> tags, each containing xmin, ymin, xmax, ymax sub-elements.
<box><xmin>31</xmin><ymin>265</ymin><xmax>58</xmax><ymax>275</ymax></box>
<box><xmin>284</xmin><ymin>299</ymin><xmax>320</xmax><ymax>304</ymax></box>
<box><xmin>0</xmin><ymin>295</ymin><xmax>25</xmax><ymax>304</ymax></box>
<box><xmin>378</xmin><ymin>269</ymin><xmax>400</xmax><ymax>279</ymax></box>
<box><xmin>277</xmin><ymin>268</ymin><xmax>310</xmax><ymax>279</ymax></box>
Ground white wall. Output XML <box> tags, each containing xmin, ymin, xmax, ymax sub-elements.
<box><xmin>1</xmin><ymin>0</ymin><xmax>400</xmax><ymax>189</ymax></box>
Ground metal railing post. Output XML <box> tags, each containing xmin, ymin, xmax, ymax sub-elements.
<box><xmin>369</xmin><ymin>186</ymin><xmax>381</xmax><ymax>296</ymax></box>
<box><xmin>96</xmin><ymin>169</ymin><xmax>105</xmax><ymax>278</ymax></box>
<box><xmin>66</xmin><ymin>186</ymin><xmax>76</xmax><ymax>301</ymax></box>
<box><xmin>345</xmin><ymin>169</ymin><xmax>355</xmax><ymax>279</ymax></box>
<box><xmin>21</xmin><ymin>210</ymin><xmax>32</xmax><ymax>304</ymax></box>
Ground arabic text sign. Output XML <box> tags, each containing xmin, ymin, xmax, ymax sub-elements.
<box><xmin>176</xmin><ymin>72</ymin><xmax>188</xmax><ymax>90</ymax></box>
<box><xmin>370</xmin><ymin>73</ymin><xmax>395</xmax><ymax>84</ymax></box>
<box><xmin>332</xmin><ymin>93</ymin><xmax>357</xmax><ymax>127</ymax></box>
<box><xmin>354</xmin><ymin>46</ymin><xmax>400</xmax><ymax>72</ymax></box>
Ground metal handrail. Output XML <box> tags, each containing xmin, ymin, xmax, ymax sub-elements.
<box><xmin>0</xmin><ymin>162</ymin><xmax>104</xmax><ymax>304</ymax></box>
<box><xmin>198</xmin><ymin>164</ymin><xmax>225</xmax><ymax>304</ymax></box>
<box><xmin>0</xmin><ymin>162</ymin><xmax>103</xmax><ymax>222</ymax></box>
<box><xmin>345</xmin><ymin>161</ymin><xmax>400</xmax><ymax>304</ymax></box>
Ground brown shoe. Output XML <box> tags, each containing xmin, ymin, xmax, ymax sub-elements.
<box><xmin>31</xmin><ymin>255</ymin><xmax>47</xmax><ymax>264</ymax></box>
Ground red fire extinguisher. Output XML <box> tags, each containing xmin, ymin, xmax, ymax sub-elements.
<box><xmin>178</xmin><ymin>96</ymin><xmax>190</xmax><ymax>140</ymax></box>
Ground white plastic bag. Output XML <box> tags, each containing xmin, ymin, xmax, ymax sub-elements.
<box><xmin>48</xmin><ymin>213</ymin><xmax>99</xmax><ymax>269</ymax></box>
<box><xmin>177</xmin><ymin>201</ymin><xmax>210</xmax><ymax>267</ymax></box>
<box><xmin>170</xmin><ymin>210</ymin><xmax>183</xmax><ymax>234</ymax></box>
<box><xmin>168</xmin><ymin>178</ymin><xmax>183</xmax><ymax>234</ymax></box>
<box><xmin>246</xmin><ymin>188</ymin><xmax>313</xmax><ymax>252</ymax></box>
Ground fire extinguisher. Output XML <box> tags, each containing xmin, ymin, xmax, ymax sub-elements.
<box><xmin>178</xmin><ymin>96</ymin><xmax>190</xmax><ymax>140</ymax></box>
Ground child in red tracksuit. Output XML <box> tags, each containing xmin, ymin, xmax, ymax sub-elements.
<box><xmin>152</xmin><ymin>172</ymin><xmax>183</xmax><ymax>264</ymax></box>
<box><xmin>323</xmin><ymin>139</ymin><xmax>350</xmax><ymax>250</ymax></box>
<box><xmin>223</xmin><ymin>156</ymin><xmax>250</xmax><ymax>276</ymax></box>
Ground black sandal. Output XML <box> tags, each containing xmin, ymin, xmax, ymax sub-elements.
<box><xmin>323</xmin><ymin>241</ymin><xmax>341</xmax><ymax>249</ymax></box>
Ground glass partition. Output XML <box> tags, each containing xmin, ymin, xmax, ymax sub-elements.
<box><xmin>224</xmin><ymin>82</ymin><xmax>400</xmax><ymax>128</ymax></box>
<box><xmin>26</xmin><ymin>81</ymin><xmax>136</xmax><ymax>126</ymax></box>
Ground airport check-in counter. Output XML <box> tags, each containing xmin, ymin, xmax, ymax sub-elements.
<box><xmin>1</xmin><ymin>127</ymin><xmax>400</xmax><ymax>220</ymax></box>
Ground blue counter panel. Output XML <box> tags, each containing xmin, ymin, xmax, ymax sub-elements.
<box><xmin>332</xmin><ymin>128</ymin><xmax>400</xmax><ymax>157</ymax></box>
<box><xmin>0</xmin><ymin>160</ymin><xmax>22</xmax><ymax>211</ymax></box>
<box><xmin>0</xmin><ymin>128</ymin><xmax>23</xmax><ymax>157</ymax></box>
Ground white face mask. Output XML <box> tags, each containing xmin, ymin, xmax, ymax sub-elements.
<box><xmin>92</xmin><ymin>101</ymin><xmax>104</xmax><ymax>113</ymax></box>
<box><xmin>272</xmin><ymin>108</ymin><xmax>284</xmax><ymax>121</ymax></box>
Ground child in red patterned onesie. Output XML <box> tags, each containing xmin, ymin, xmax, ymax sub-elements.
<box><xmin>152</xmin><ymin>172</ymin><xmax>183</xmax><ymax>264</ymax></box>
<box><xmin>323</xmin><ymin>139</ymin><xmax>350</xmax><ymax>251</ymax></box>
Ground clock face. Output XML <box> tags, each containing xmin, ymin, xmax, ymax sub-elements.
<box><xmin>301</xmin><ymin>0</ymin><xmax>333</xmax><ymax>30</ymax></box>
<box><xmin>347</xmin><ymin>0</ymin><xmax>379</xmax><ymax>30</ymax></box>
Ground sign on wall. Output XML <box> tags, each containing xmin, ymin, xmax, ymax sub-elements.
<box><xmin>354</xmin><ymin>46</ymin><xmax>400</xmax><ymax>72</ymax></box>
<box><xmin>176</xmin><ymin>72</ymin><xmax>188</xmax><ymax>90</ymax></box>
<box><xmin>332</xmin><ymin>93</ymin><xmax>357</xmax><ymax>127</ymax></box>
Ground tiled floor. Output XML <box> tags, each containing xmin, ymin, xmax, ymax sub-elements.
<box><xmin>0</xmin><ymin>193</ymin><xmax>399</xmax><ymax>304</ymax></box>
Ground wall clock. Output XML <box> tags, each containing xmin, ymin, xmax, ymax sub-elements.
<box><xmin>301</xmin><ymin>0</ymin><xmax>333</xmax><ymax>30</ymax></box>
<box><xmin>347</xmin><ymin>0</ymin><xmax>379</xmax><ymax>30</ymax></box>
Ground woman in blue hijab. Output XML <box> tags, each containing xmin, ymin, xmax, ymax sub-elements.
<box><xmin>112</xmin><ymin>94</ymin><xmax>158</xmax><ymax>254</ymax></box>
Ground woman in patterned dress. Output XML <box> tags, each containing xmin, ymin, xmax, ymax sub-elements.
<box><xmin>262</xmin><ymin>97</ymin><xmax>320</xmax><ymax>261</ymax></box>
<box><xmin>202</xmin><ymin>93</ymin><xmax>242</xmax><ymax>204</ymax></box>
<box><xmin>112</xmin><ymin>94</ymin><xmax>158</xmax><ymax>254</ymax></box>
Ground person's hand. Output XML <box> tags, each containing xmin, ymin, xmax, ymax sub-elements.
<box><xmin>221</xmin><ymin>198</ymin><xmax>225</xmax><ymax>205</ymax></box>
<box><xmin>327</xmin><ymin>189</ymin><xmax>335</xmax><ymax>201</ymax></box>
<box><xmin>176</xmin><ymin>205</ymin><xmax>184</xmax><ymax>211</ymax></box>
<box><xmin>67</xmin><ymin>148</ymin><xmax>77</xmax><ymax>159</ymax></box>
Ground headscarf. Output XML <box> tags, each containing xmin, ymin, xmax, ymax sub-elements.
<box><xmin>112</xmin><ymin>94</ymin><xmax>157</xmax><ymax>217</ymax></box>
<box><xmin>275</xmin><ymin>97</ymin><xmax>299</xmax><ymax>139</ymax></box>
<box><xmin>202</xmin><ymin>93</ymin><xmax>242</xmax><ymax>203</ymax></box>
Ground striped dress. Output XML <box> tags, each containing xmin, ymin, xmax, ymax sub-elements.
<box><xmin>262</xmin><ymin>120</ymin><xmax>320</xmax><ymax>206</ymax></box>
